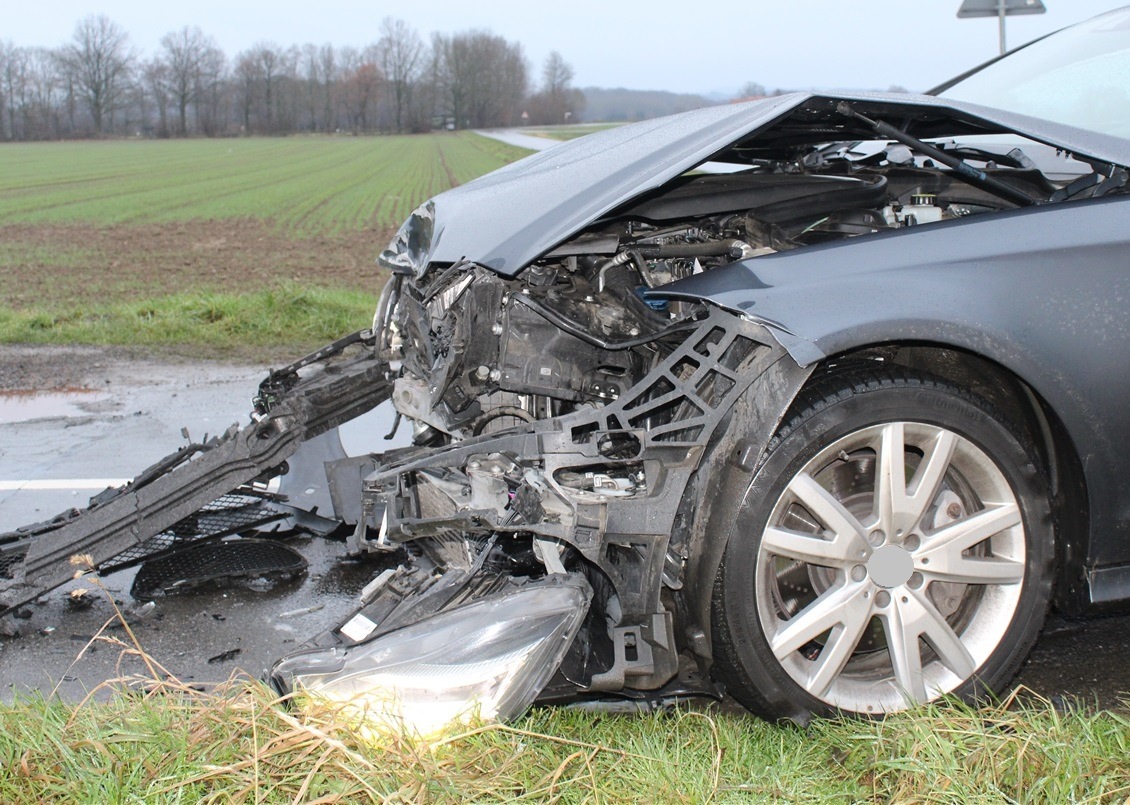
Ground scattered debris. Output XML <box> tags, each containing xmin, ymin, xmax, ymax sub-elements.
<box><xmin>66</xmin><ymin>588</ymin><xmax>95</xmax><ymax>611</ymax></box>
<box><xmin>278</xmin><ymin>603</ymin><xmax>325</xmax><ymax>619</ymax></box>
<box><xmin>207</xmin><ymin>648</ymin><xmax>241</xmax><ymax>664</ymax></box>
<box><xmin>107</xmin><ymin>601</ymin><xmax>157</xmax><ymax>630</ymax></box>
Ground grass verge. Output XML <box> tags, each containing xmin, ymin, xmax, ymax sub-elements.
<box><xmin>0</xmin><ymin>680</ymin><xmax>1126</xmax><ymax>803</ymax></box>
<box><xmin>0</xmin><ymin>281</ymin><xmax>377</xmax><ymax>359</ymax></box>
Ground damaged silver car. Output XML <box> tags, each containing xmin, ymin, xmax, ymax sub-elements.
<box><xmin>4</xmin><ymin>8</ymin><xmax>1130</xmax><ymax>728</ymax></box>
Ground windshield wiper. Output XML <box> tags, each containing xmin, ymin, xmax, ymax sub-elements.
<box><xmin>835</xmin><ymin>102</ymin><xmax>1044</xmax><ymax>207</ymax></box>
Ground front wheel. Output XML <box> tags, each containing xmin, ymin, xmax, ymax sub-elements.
<box><xmin>711</xmin><ymin>368</ymin><xmax>1053</xmax><ymax>721</ymax></box>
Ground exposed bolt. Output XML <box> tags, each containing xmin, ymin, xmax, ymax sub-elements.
<box><xmin>876</xmin><ymin>590</ymin><xmax>891</xmax><ymax>608</ymax></box>
<box><xmin>946</xmin><ymin>502</ymin><xmax>963</xmax><ymax>519</ymax></box>
<box><xmin>491</xmin><ymin>323</ymin><xmax>503</xmax><ymax>335</ymax></box>
<box><xmin>908</xmin><ymin>572</ymin><xmax>924</xmax><ymax>589</ymax></box>
<box><xmin>584</xmin><ymin>295</ymin><xmax>595</xmax><ymax>302</ymax></box>
<box><xmin>489</xmin><ymin>369</ymin><xmax>502</xmax><ymax>382</ymax></box>
<box><xmin>628</xmin><ymin>327</ymin><xmax>640</xmax><ymax>336</ymax></box>
<box><xmin>869</xmin><ymin>530</ymin><xmax>886</xmax><ymax>546</ymax></box>
<box><xmin>474</xmin><ymin>365</ymin><xmax>490</xmax><ymax>381</ymax></box>
<box><xmin>851</xmin><ymin>565</ymin><xmax>867</xmax><ymax>582</ymax></box>
<box><xmin>469</xmin><ymin>461</ymin><xmax>481</xmax><ymax>470</ymax></box>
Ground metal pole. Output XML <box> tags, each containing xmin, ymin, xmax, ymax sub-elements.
<box><xmin>999</xmin><ymin>0</ymin><xmax>1007</xmax><ymax>54</ymax></box>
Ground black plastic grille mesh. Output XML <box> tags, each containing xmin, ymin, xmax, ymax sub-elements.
<box><xmin>99</xmin><ymin>490</ymin><xmax>286</xmax><ymax>574</ymax></box>
<box><xmin>0</xmin><ymin>551</ymin><xmax>22</xmax><ymax>580</ymax></box>
<box><xmin>131</xmin><ymin>538</ymin><xmax>308</xmax><ymax>599</ymax></box>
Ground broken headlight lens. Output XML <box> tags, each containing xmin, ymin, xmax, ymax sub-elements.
<box><xmin>377</xmin><ymin>200</ymin><xmax>435</xmax><ymax>278</ymax></box>
<box><xmin>270</xmin><ymin>577</ymin><xmax>590</xmax><ymax>736</ymax></box>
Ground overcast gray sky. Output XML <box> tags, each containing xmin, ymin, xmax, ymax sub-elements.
<box><xmin>3</xmin><ymin>1</ymin><xmax>1127</xmax><ymax>94</ymax></box>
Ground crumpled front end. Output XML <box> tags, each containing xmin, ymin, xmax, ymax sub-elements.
<box><xmin>269</xmin><ymin>225</ymin><xmax>811</xmax><ymax>730</ymax></box>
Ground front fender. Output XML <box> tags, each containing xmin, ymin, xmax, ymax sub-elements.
<box><xmin>659</xmin><ymin>194</ymin><xmax>1130</xmax><ymax>570</ymax></box>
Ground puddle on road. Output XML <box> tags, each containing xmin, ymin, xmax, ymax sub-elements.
<box><xmin>0</xmin><ymin>389</ymin><xmax>110</xmax><ymax>423</ymax></box>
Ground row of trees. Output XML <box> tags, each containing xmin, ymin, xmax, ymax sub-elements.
<box><xmin>0</xmin><ymin>15</ymin><xmax>586</xmax><ymax>140</ymax></box>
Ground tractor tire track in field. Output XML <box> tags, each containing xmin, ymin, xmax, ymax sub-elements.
<box><xmin>436</xmin><ymin>139</ymin><xmax>460</xmax><ymax>188</ymax></box>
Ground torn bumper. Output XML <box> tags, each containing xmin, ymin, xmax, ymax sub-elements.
<box><xmin>270</xmin><ymin>573</ymin><xmax>591</xmax><ymax>735</ymax></box>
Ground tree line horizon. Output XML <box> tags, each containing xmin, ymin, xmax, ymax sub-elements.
<box><xmin>0</xmin><ymin>15</ymin><xmax>609</xmax><ymax>141</ymax></box>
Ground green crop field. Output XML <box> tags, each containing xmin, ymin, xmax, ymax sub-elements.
<box><xmin>0</xmin><ymin>133</ymin><xmax>528</xmax><ymax>235</ymax></box>
<box><xmin>0</xmin><ymin>134</ymin><xmax>530</xmax><ymax>356</ymax></box>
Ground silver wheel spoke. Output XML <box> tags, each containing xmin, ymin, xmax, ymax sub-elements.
<box><xmin>917</xmin><ymin>592</ymin><xmax>977</xmax><ymax>680</ymax></box>
<box><xmin>916</xmin><ymin>503</ymin><xmax>1022</xmax><ymax>579</ymax></box>
<box><xmin>875</xmin><ymin>422</ymin><xmax>908</xmax><ymax>531</ymax></box>
<box><xmin>908</xmin><ymin>429</ymin><xmax>958</xmax><ymax>516</ymax></box>
<box><xmin>876</xmin><ymin>423</ymin><xmax>958</xmax><ymax>534</ymax></box>
<box><xmin>882</xmin><ymin>589</ymin><xmax>977</xmax><ymax>704</ymax></box>
<box><xmin>770</xmin><ymin>582</ymin><xmax>869</xmax><ymax>659</ymax></box>
<box><xmin>923</xmin><ymin>555</ymin><xmax>1025</xmax><ymax>585</ymax></box>
<box><xmin>881</xmin><ymin>604</ymin><xmax>928</xmax><ymax>704</ymax></box>
<box><xmin>762</xmin><ymin>525</ymin><xmax>863</xmax><ymax>568</ymax></box>
<box><xmin>806</xmin><ymin>592</ymin><xmax>873</xmax><ymax>697</ymax></box>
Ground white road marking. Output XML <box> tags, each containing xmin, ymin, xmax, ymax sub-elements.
<box><xmin>0</xmin><ymin>479</ymin><xmax>129</xmax><ymax>491</ymax></box>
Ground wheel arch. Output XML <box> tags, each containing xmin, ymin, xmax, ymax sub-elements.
<box><xmin>681</xmin><ymin>338</ymin><xmax>1090</xmax><ymax>672</ymax></box>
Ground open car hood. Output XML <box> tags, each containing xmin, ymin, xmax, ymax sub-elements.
<box><xmin>410</xmin><ymin>91</ymin><xmax>1130</xmax><ymax>276</ymax></box>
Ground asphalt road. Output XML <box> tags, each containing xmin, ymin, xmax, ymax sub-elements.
<box><xmin>0</xmin><ymin>349</ymin><xmax>1125</xmax><ymax>711</ymax></box>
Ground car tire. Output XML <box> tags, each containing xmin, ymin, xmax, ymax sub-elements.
<box><xmin>711</xmin><ymin>367</ymin><xmax>1054</xmax><ymax>722</ymax></box>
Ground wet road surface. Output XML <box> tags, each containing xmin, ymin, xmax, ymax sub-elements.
<box><xmin>0</xmin><ymin>349</ymin><xmax>1126</xmax><ymax>711</ymax></box>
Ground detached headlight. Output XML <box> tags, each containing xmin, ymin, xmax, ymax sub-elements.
<box><xmin>377</xmin><ymin>201</ymin><xmax>435</xmax><ymax>278</ymax></box>
<box><xmin>270</xmin><ymin>577</ymin><xmax>590</xmax><ymax>737</ymax></box>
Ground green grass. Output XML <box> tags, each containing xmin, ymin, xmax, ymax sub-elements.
<box><xmin>0</xmin><ymin>680</ymin><xmax>1126</xmax><ymax>803</ymax></box>
<box><xmin>0</xmin><ymin>133</ymin><xmax>530</xmax><ymax>236</ymax></box>
<box><xmin>0</xmin><ymin>282</ymin><xmax>376</xmax><ymax>357</ymax></box>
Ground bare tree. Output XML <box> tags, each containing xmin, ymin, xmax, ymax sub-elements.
<box><xmin>434</xmin><ymin>30</ymin><xmax>527</xmax><ymax>129</ymax></box>
<box><xmin>235</xmin><ymin>42</ymin><xmax>291</xmax><ymax>134</ymax></box>
<box><xmin>143</xmin><ymin>58</ymin><xmax>171</xmax><ymax>136</ymax></box>
<box><xmin>319</xmin><ymin>44</ymin><xmax>339</xmax><ymax>131</ymax></box>
<box><xmin>234</xmin><ymin>51</ymin><xmax>260</xmax><ymax>133</ymax></box>
<box><xmin>1</xmin><ymin>42</ymin><xmax>22</xmax><ymax>140</ymax></box>
<box><xmin>194</xmin><ymin>45</ymin><xmax>226</xmax><ymax>136</ymax></box>
<box><xmin>376</xmin><ymin>18</ymin><xmax>422</xmax><ymax>133</ymax></box>
<box><xmin>528</xmin><ymin>51</ymin><xmax>582</xmax><ymax>124</ymax></box>
<box><xmin>542</xmin><ymin>51</ymin><xmax>573</xmax><ymax>96</ymax></box>
<box><xmin>59</xmin><ymin>15</ymin><xmax>133</xmax><ymax>134</ymax></box>
<box><xmin>339</xmin><ymin>46</ymin><xmax>382</xmax><ymax>133</ymax></box>
<box><xmin>300</xmin><ymin>44</ymin><xmax>321</xmax><ymax>131</ymax></box>
<box><xmin>256</xmin><ymin>44</ymin><xmax>282</xmax><ymax>131</ymax></box>
<box><xmin>737</xmin><ymin>81</ymin><xmax>766</xmax><ymax>99</ymax></box>
<box><xmin>159</xmin><ymin>26</ymin><xmax>218</xmax><ymax>136</ymax></box>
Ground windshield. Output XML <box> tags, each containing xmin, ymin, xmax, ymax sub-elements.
<box><xmin>939</xmin><ymin>8</ymin><xmax>1130</xmax><ymax>140</ymax></box>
